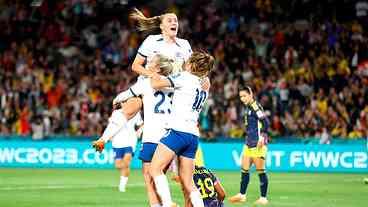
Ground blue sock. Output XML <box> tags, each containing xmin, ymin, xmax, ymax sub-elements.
<box><xmin>240</xmin><ymin>169</ymin><xmax>249</xmax><ymax>195</ymax></box>
<box><xmin>258</xmin><ymin>172</ymin><xmax>268</xmax><ymax>197</ymax></box>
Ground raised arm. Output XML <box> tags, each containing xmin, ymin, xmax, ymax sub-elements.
<box><xmin>132</xmin><ymin>54</ymin><xmax>154</xmax><ymax>77</ymax></box>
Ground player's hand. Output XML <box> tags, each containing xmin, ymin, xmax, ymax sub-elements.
<box><xmin>257</xmin><ymin>133</ymin><xmax>268</xmax><ymax>149</ymax></box>
<box><xmin>256</xmin><ymin>140</ymin><xmax>264</xmax><ymax>149</ymax></box>
<box><xmin>92</xmin><ymin>139</ymin><xmax>105</xmax><ymax>153</ymax></box>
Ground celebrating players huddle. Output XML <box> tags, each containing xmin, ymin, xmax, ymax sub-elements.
<box><xmin>92</xmin><ymin>8</ymin><xmax>270</xmax><ymax>207</ymax></box>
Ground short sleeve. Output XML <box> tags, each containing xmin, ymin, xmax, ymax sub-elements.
<box><xmin>251</xmin><ymin>102</ymin><xmax>266</xmax><ymax>119</ymax></box>
<box><xmin>130</xmin><ymin>78</ymin><xmax>150</xmax><ymax>96</ymax></box>
<box><xmin>137</xmin><ymin>35</ymin><xmax>154</xmax><ymax>58</ymax></box>
<box><xmin>167</xmin><ymin>72</ymin><xmax>186</xmax><ymax>89</ymax></box>
<box><xmin>183</xmin><ymin>40</ymin><xmax>192</xmax><ymax>61</ymax></box>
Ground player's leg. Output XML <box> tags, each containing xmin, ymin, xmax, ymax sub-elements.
<box><xmin>139</xmin><ymin>143</ymin><xmax>162</xmax><ymax>207</ymax></box>
<box><xmin>99</xmin><ymin>98</ymin><xmax>142</xmax><ymax>142</ymax></box>
<box><xmin>253</xmin><ymin>146</ymin><xmax>269</xmax><ymax>205</ymax></box>
<box><xmin>119</xmin><ymin>150</ymin><xmax>133</xmax><ymax>192</ymax></box>
<box><xmin>179</xmin><ymin>134</ymin><xmax>204</xmax><ymax>207</ymax></box>
<box><xmin>229</xmin><ymin>145</ymin><xmax>252</xmax><ymax>203</ymax></box>
<box><xmin>150</xmin><ymin>143</ymin><xmax>177</xmax><ymax>207</ymax></box>
<box><xmin>178</xmin><ymin>156</ymin><xmax>204</xmax><ymax>207</ymax></box>
<box><xmin>113</xmin><ymin>148</ymin><xmax>132</xmax><ymax>192</ymax></box>
<box><xmin>142</xmin><ymin>162</ymin><xmax>162</xmax><ymax>207</ymax></box>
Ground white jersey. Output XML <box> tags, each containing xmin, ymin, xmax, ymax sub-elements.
<box><xmin>112</xmin><ymin>112</ymin><xmax>142</xmax><ymax>149</ymax></box>
<box><xmin>130</xmin><ymin>77</ymin><xmax>173</xmax><ymax>143</ymax></box>
<box><xmin>167</xmin><ymin>71</ymin><xmax>208</xmax><ymax>136</ymax></box>
<box><xmin>138</xmin><ymin>34</ymin><xmax>192</xmax><ymax>73</ymax></box>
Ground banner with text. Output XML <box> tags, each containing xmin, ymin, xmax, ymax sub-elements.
<box><xmin>201</xmin><ymin>143</ymin><xmax>368</xmax><ymax>172</ymax></box>
<box><xmin>0</xmin><ymin>141</ymin><xmax>367</xmax><ymax>172</ymax></box>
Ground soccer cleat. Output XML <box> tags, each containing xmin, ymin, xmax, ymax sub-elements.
<box><xmin>228</xmin><ymin>193</ymin><xmax>246</xmax><ymax>203</ymax></box>
<box><xmin>254</xmin><ymin>197</ymin><xmax>268</xmax><ymax>205</ymax></box>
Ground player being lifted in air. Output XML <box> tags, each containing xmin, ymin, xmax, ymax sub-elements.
<box><xmin>229</xmin><ymin>86</ymin><xmax>270</xmax><ymax>205</ymax></box>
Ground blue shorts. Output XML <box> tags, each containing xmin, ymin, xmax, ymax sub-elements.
<box><xmin>160</xmin><ymin>129</ymin><xmax>198</xmax><ymax>159</ymax></box>
<box><xmin>139</xmin><ymin>142</ymin><xmax>158</xmax><ymax>162</ymax></box>
<box><xmin>113</xmin><ymin>147</ymin><xmax>133</xmax><ymax>160</ymax></box>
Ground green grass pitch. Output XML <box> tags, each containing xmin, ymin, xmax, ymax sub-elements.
<box><xmin>0</xmin><ymin>168</ymin><xmax>367</xmax><ymax>207</ymax></box>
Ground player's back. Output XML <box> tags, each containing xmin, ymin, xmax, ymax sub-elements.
<box><xmin>193</xmin><ymin>166</ymin><xmax>222</xmax><ymax>207</ymax></box>
<box><xmin>167</xmin><ymin>71</ymin><xmax>208</xmax><ymax>136</ymax></box>
<box><xmin>130</xmin><ymin>77</ymin><xmax>173</xmax><ymax>143</ymax></box>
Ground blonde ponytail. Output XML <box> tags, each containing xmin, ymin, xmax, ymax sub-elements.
<box><xmin>130</xmin><ymin>8</ymin><xmax>162</xmax><ymax>33</ymax></box>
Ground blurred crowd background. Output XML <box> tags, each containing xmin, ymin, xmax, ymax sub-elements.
<box><xmin>0</xmin><ymin>0</ymin><xmax>367</xmax><ymax>142</ymax></box>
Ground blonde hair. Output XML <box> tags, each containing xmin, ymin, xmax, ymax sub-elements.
<box><xmin>150</xmin><ymin>54</ymin><xmax>174</xmax><ymax>76</ymax></box>
<box><xmin>187</xmin><ymin>52</ymin><xmax>215</xmax><ymax>78</ymax></box>
<box><xmin>158</xmin><ymin>55</ymin><xmax>174</xmax><ymax>76</ymax></box>
<box><xmin>130</xmin><ymin>8</ymin><xmax>163</xmax><ymax>33</ymax></box>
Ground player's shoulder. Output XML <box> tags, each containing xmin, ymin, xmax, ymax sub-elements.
<box><xmin>146</xmin><ymin>34</ymin><xmax>165</xmax><ymax>42</ymax></box>
<box><xmin>176</xmin><ymin>37</ymin><xmax>190</xmax><ymax>46</ymax></box>
<box><xmin>250</xmin><ymin>101</ymin><xmax>263</xmax><ymax>111</ymax></box>
<box><xmin>176</xmin><ymin>38</ymin><xmax>192</xmax><ymax>51</ymax></box>
<box><xmin>136</xmin><ymin>76</ymin><xmax>151</xmax><ymax>87</ymax></box>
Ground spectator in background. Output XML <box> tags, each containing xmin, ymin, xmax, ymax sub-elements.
<box><xmin>0</xmin><ymin>0</ymin><xmax>367</xmax><ymax>142</ymax></box>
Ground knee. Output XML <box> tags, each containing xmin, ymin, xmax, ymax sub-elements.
<box><xmin>115</xmin><ymin>160</ymin><xmax>123</xmax><ymax>169</ymax></box>
<box><xmin>142</xmin><ymin>168</ymin><xmax>152</xmax><ymax>180</ymax></box>
<box><xmin>180</xmin><ymin>178</ymin><xmax>193</xmax><ymax>192</ymax></box>
<box><xmin>149</xmin><ymin>165</ymin><xmax>159</xmax><ymax>177</ymax></box>
<box><xmin>124</xmin><ymin>154</ymin><xmax>132</xmax><ymax>163</ymax></box>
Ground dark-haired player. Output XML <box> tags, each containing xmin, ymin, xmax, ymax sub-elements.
<box><xmin>192</xmin><ymin>165</ymin><xmax>226</xmax><ymax>207</ymax></box>
<box><xmin>229</xmin><ymin>86</ymin><xmax>270</xmax><ymax>205</ymax></box>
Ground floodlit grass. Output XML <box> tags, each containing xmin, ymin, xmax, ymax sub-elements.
<box><xmin>0</xmin><ymin>168</ymin><xmax>367</xmax><ymax>207</ymax></box>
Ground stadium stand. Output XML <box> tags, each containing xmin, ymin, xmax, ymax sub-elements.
<box><xmin>0</xmin><ymin>0</ymin><xmax>367</xmax><ymax>141</ymax></box>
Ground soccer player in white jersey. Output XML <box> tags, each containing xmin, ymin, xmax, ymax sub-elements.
<box><xmin>93</xmin><ymin>9</ymin><xmax>194</xmax><ymax>148</ymax></box>
<box><xmin>95</xmin><ymin>55</ymin><xmax>175</xmax><ymax>206</ymax></box>
<box><xmin>149</xmin><ymin>52</ymin><xmax>215</xmax><ymax>207</ymax></box>
<box><xmin>130</xmin><ymin>8</ymin><xmax>192</xmax><ymax>76</ymax></box>
<box><xmin>123</xmin><ymin>55</ymin><xmax>176</xmax><ymax>207</ymax></box>
<box><xmin>111</xmin><ymin>112</ymin><xmax>143</xmax><ymax>192</ymax></box>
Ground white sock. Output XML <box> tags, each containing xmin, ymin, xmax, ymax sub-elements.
<box><xmin>101</xmin><ymin>110</ymin><xmax>127</xmax><ymax>142</ymax></box>
<box><xmin>120</xmin><ymin>176</ymin><xmax>128</xmax><ymax>187</ymax></box>
<box><xmin>153</xmin><ymin>174</ymin><xmax>172</xmax><ymax>207</ymax></box>
<box><xmin>190</xmin><ymin>190</ymin><xmax>204</xmax><ymax>207</ymax></box>
<box><xmin>151</xmin><ymin>204</ymin><xmax>162</xmax><ymax>207</ymax></box>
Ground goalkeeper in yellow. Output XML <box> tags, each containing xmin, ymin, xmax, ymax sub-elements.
<box><xmin>229</xmin><ymin>86</ymin><xmax>269</xmax><ymax>205</ymax></box>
